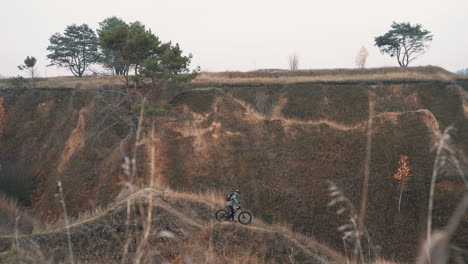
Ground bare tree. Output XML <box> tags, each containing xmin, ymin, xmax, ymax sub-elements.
<box><xmin>355</xmin><ymin>46</ymin><xmax>369</xmax><ymax>69</ymax></box>
<box><xmin>288</xmin><ymin>53</ymin><xmax>299</xmax><ymax>71</ymax></box>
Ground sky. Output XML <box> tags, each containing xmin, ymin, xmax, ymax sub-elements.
<box><xmin>1</xmin><ymin>0</ymin><xmax>467</xmax><ymax>77</ymax></box>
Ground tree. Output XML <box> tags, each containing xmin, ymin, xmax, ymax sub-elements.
<box><xmin>355</xmin><ymin>46</ymin><xmax>369</xmax><ymax>69</ymax></box>
<box><xmin>393</xmin><ymin>155</ymin><xmax>411</xmax><ymax>212</ymax></box>
<box><xmin>97</xmin><ymin>17</ymin><xmax>128</xmax><ymax>75</ymax></box>
<box><xmin>374</xmin><ymin>22</ymin><xmax>433</xmax><ymax>67</ymax></box>
<box><xmin>288</xmin><ymin>53</ymin><xmax>299</xmax><ymax>71</ymax></box>
<box><xmin>100</xmin><ymin>22</ymin><xmax>158</xmax><ymax>89</ymax></box>
<box><xmin>17</xmin><ymin>56</ymin><xmax>37</xmax><ymax>88</ymax></box>
<box><xmin>47</xmin><ymin>24</ymin><xmax>100</xmax><ymax>77</ymax></box>
<box><xmin>9</xmin><ymin>76</ymin><xmax>26</xmax><ymax>89</ymax></box>
<box><xmin>141</xmin><ymin>42</ymin><xmax>198</xmax><ymax>100</ymax></box>
<box><xmin>99</xmin><ymin>21</ymin><xmax>198</xmax><ymax>98</ymax></box>
<box><xmin>98</xmin><ymin>21</ymin><xmax>198</xmax><ymax>184</ymax></box>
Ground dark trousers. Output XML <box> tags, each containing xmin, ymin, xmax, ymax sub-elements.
<box><xmin>228</xmin><ymin>205</ymin><xmax>235</xmax><ymax>219</ymax></box>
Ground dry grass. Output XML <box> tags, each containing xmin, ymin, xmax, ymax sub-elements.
<box><xmin>1</xmin><ymin>187</ymin><xmax>351</xmax><ymax>263</ymax></box>
<box><xmin>194</xmin><ymin>66</ymin><xmax>456</xmax><ymax>85</ymax></box>
<box><xmin>0</xmin><ymin>193</ymin><xmax>18</xmax><ymax>210</ymax></box>
<box><xmin>250</xmin><ymin>219</ymin><xmax>348</xmax><ymax>263</ymax></box>
<box><xmin>162</xmin><ymin>184</ymin><xmax>374</xmax><ymax>263</ymax></box>
<box><xmin>0</xmin><ymin>194</ymin><xmax>39</xmax><ymax>235</ymax></box>
<box><xmin>162</xmin><ymin>188</ymin><xmax>226</xmax><ymax>209</ymax></box>
<box><xmin>0</xmin><ymin>75</ymin><xmax>122</xmax><ymax>89</ymax></box>
<box><xmin>372</xmin><ymin>259</ymin><xmax>401</xmax><ymax>264</ymax></box>
<box><xmin>0</xmin><ymin>66</ymin><xmax>457</xmax><ymax>90</ymax></box>
<box><xmin>0</xmin><ymin>181</ymin><xmax>411</xmax><ymax>264</ymax></box>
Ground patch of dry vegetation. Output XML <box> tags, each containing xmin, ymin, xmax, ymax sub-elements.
<box><xmin>0</xmin><ymin>187</ymin><xmax>347</xmax><ymax>264</ymax></box>
<box><xmin>162</xmin><ymin>188</ymin><xmax>225</xmax><ymax>208</ymax></box>
<box><xmin>0</xmin><ymin>194</ymin><xmax>38</xmax><ymax>235</ymax></box>
<box><xmin>0</xmin><ymin>75</ymin><xmax>122</xmax><ymax>90</ymax></box>
<box><xmin>0</xmin><ymin>66</ymin><xmax>458</xmax><ymax>90</ymax></box>
<box><xmin>194</xmin><ymin>66</ymin><xmax>456</xmax><ymax>85</ymax></box>
<box><xmin>0</xmin><ymin>185</ymin><xmax>411</xmax><ymax>264</ymax></box>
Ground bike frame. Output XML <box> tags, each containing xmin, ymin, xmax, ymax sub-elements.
<box><xmin>216</xmin><ymin>206</ymin><xmax>252</xmax><ymax>225</ymax></box>
<box><xmin>226</xmin><ymin>206</ymin><xmax>243</xmax><ymax>216</ymax></box>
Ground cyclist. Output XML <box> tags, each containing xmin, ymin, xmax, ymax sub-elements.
<box><xmin>227</xmin><ymin>189</ymin><xmax>241</xmax><ymax>222</ymax></box>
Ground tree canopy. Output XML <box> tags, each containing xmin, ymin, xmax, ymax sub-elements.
<box><xmin>97</xmin><ymin>17</ymin><xmax>128</xmax><ymax>75</ymax></box>
<box><xmin>18</xmin><ymin>56</ymin><xmax>37</xmax><ymax>70</ymax></box>
<box><xmin>17</xmin><ymin>56</ymin><xmax>37</xmax><ymax>88</ymax></box>
<box><xmin>47</xmin><ymin>24</ymin><xmax>100</xmax><ymax>77</ymax></box>
<box><xmin>99</xmin><ymin>21</ymin><xmax>198</xmax><ymax>99</ymax></box>
<box><xmin>374</xmin><ymin>22</ymin><xmax>433</xmax><ymax>67</ymax></box>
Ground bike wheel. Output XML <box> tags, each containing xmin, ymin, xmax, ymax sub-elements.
<box><xmin>238</xmin><ymin>211</ymin><xmax>252</xmax><ymax>225</ymax></box>
<box><xmin>215</xmin><ymin>209</ymin><xmax>229</xmax><ymax>222</ymax></box>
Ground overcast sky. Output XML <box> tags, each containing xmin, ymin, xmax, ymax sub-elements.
<box><xmin>1</xmin><ymin>0</ymin><xmax>467</xmax><ymax>77</ymax></box>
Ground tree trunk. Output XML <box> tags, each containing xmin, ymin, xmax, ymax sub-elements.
<box><xmin>30</xmin><ymin>68</ymin><xmax>36</xmax><ymax>88</ymax></box>
<box><xmin>398</xmin><ymin>185</ymin><xmax>404</xmax><ymax>212</ymax></box>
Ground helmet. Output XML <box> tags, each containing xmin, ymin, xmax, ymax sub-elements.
<box><xmin>235</xmin><ymin>189</ymin><xmax>241</xmax><ymax>194</ymax></box>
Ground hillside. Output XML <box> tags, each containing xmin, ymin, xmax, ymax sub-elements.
<box><xmin>0</xmin><ymin>66</ymin><xmax>464</xmax><ymax>90</ymax></box>
<box><xmin>0</xmin><ymin>188</ymin><xmax>344</xmax><ymax>263</ymax></box>
<box><xmin>0</xmin><ymin>66</ymin><xmax>467</xmax><ymax>262</ymax></box>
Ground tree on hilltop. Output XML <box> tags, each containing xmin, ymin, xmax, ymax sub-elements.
<box><xmin>374</xmin><ymin>22</ymin><xmax>433</xmax><ymax>67</ymax></box>
<box><xmin>99</xmin><ymin>22</ymin><xmax>157</xmax><ymax>90</ymax></box>
<box><xmin>99</xmin><ymin>21</ymin><xmax>198</xmax><ymax>99</ymax></box>
<box><xmin>141</xmin><ymin>42</ymin><xmax>197</xmax><ymax>100</ymax></box>
<box><xmin>17</xmin><ymin>56</ymin><xmax>37</xmax><ymax>88</ymax></box>
<box><xmin>97</xmin><ymin>17</ymin><xmax>128</xmax><ymax>75</ymax></box>
<box><xmin>47</xmin><ymin>24</ymin><xmax>100</xmax><ymax>77</ymax></box>
<box><xmin>355</xmin><ymin>46</ymin><xmax>369</xmax><ymax>69</ymax></box>
<box><xmin>288</xmin><ymin>53</ymin><xmax>299</xmax><ymax>71</ymax></box>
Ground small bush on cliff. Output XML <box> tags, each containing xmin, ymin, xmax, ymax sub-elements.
<box><xmin>134</xmin><ymin>102</ymin><xmax>168</xmax><ymax>116</ymax></box>
<box><xmin>9</xmin><ymin>75</ymin><xmax>26</xmax><ymax>89</ymax></box>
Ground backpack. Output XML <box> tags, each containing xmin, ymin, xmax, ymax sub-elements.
<box><xmin>226</xmin><ymin>192</ymin><xmax>234</xmax><ymax>202</ymax></box>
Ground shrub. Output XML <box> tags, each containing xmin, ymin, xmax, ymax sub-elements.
<box><xmin>134</xmin><ymin>102</ymin><xmax>168</xmax><ymax>116</ymax></box>
<box><xmin>9</xmin><ymin>75</ymin><xmax>26</xmax><ymax>89</ymax></box>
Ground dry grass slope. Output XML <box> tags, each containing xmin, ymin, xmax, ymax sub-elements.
<box><xmin>194</xmin><ymin>66</ymin><xmax>457</xmax><ymax>85</ymax></box>
<box><xmin>0</xmin><ymin>66</ymin><xmax>459</xmax><ymax>90</ymax></box>
<box><xmin>0</xmin><ymin>187</ymin><xmax>354</xmax><ymax>264</ymax></box>
<box><xmin>0</xmin><ymin>66</ymin><xmax>466</xmax><ymax>263</ymax></box>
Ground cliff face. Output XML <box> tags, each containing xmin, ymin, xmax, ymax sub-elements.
<box><xmin>0</xmin><ymin>70</ymin><xmax>467</xmax><ymax>261</ymax></box>
<box><xmin>160</xmin><ymin>81</ymin><xmax>468</xmax><ymax>261</ymax></box>
<box><xmin>0</xmin><ymin>89</ymin><xmax>127</xmax><ymax>215</ymax></box>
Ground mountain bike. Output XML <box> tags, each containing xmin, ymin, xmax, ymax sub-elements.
<box><xmin>215</xmin><ymin>206</ymin><xmax>252</xmax><ymax>225</ymax></box>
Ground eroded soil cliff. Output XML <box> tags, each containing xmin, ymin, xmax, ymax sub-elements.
<box><xmin>1</xmin><ymin>68</ymin><xmax>467</xmax><ymax>261</ymax></box>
